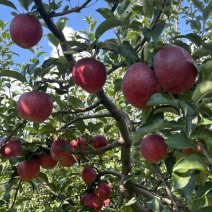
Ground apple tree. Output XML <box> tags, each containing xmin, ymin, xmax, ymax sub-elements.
<box><xmin>0</xmin><ymin>0</ymin><xmax>212</xmax><ymax>211</ymax></box>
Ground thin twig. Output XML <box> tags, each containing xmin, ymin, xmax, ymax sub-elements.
<box><xmin>152</xmin><ymin>164</ymin><xmax>179</xmax><ymax>212</ymax></box>
<box><xmin>50</xmin><ymin>0</ymin><xmax>93</xmax><ymax>17</ymax></box>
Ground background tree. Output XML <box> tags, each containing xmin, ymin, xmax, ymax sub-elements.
<box><xmin>0</xmin><ymin>0</ymin><xmax>212</xmax><ymax>211</ymax></box>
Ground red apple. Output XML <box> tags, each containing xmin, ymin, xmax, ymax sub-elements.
<box><xmin>91</xmin><ymin>135</ymin><xmax>108</xmax><ymax>151</ymax></box>
<box><xmin>59</xmin><ymin>154</ymin><xmax>77</xmax><ymax>167</ymax></box>
<box><xmin>50</xmin><ymin>139</ymin><xmax>71</xmax><ymax>161</ymax></box>
<box><xmin>104</xmin><ymin>199</ymin><xmax>110</xmax><ymax>206</ymax></box>
<box><xmin>81</xmin><ymin>166</ymin><xmax>97</xmax><ymax>184</ymax></box>
<box><xmin>1</xmin><ymin>140</ymin><xmax>22</xmax><ymax>159</ymax></box>
<box><xmin>80</xmin><ymin>193</ymin><xmax>88</xmax><ymax>205</ymax></box>
<box><xmin>140</xmin><ymin>134</ymin><xmax>168</xmax><ymax>163</ymax></box>
<box><xmin>84</xmin><ymin>193</ymin><xmax>103</xmax><ymax>212</ymax></box>
<box><xmin>94</xmin><ymin>182</ymin><xmax>112</xmax><ymax>201</ymax></box>
<box><xmin>122</xmin><ymin>62</ymin><xmax>161</xmax><ymax>108</ymax></box>
<box><xmin>72</xmin><ymin>58</ymin><xmax>107</xmax><ymax>93</ymax></box>
<box><xmin>38</xmin><ymin>151</ymin><xmax>58</xmax><ymax>169</ymax></box>
<box><xmin>17</xmin><ymin>91</ymin><xmax>53</xmax><ymax>123</ymax></box>
<box><xmin>17</xmin><ymin>158</ymin><xmax>40</xmax><ymax>181</ymax></box>
<box><xmin>153</xmin><ymin>45</ymin><xmax>197</xmax><ymax>94</ymax></box>
<box><xmin>10</xmin><ymin>14</ymin><xmax>43</xmax><ymax>49</ymax></box>
<box><xmin>70</xmin><ymin>137</ymin><xmax>87</xmax><ymax>158</ymax></box>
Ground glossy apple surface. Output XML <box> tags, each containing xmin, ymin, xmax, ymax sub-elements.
<box><xmin>153</xmin><ymin>45</ymin><xmax>197</xmax><ymax>94</ymax></box>
<box><xmin>122</xmin><ymin>62</ymin><xmax>160</xmax><ymax>108</ymax></box>
<box><xmin>17</xmin><ymin>91</ymin><xmax>53</xmax><ymax>123</ymax></box>
<box><xmin>10</xmin><ymin>14</ymin><xmax>43</xmax><ymax>49</ymax></box>
<box><xmin>72</xmin><ymin>57</ymin><xmax>107</xmax><ymax>93</ymax></box>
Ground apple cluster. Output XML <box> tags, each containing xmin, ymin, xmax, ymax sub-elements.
<box><xmin>0</xmin><ymin>134</ymin><xmax>109</xmax><ymax>182</ymax></box>
<box><xmin>122</xmin><ymin>45</ymin><xmax>198</xmax><ymax>108</ymax></box>
<box><xmin>80</xmin><ymin>166</ymin><xmax>112</xmax><ymax>211</ymax></box>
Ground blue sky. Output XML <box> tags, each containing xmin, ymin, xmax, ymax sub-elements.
<box><xmin>0</xmin><ymin>0</ymin><xmax>193</xmax><ymax>66</ymax></box>
<box><xmin>0</xmin><ymin>1</ymin><xmax>109</xmax><ymax>65</ymax></box>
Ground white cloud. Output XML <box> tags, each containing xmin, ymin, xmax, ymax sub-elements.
<box><xmin>48</xmin><ymin>26</ymin><xmax>91</xmax><ymax>60</ymax></box>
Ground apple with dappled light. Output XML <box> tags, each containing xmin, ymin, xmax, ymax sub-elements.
<box><xmin>91</xmin><ymin>135</ymin><xmax>108</xmax><ymax>152</ymax></box>
<box><xmin>81</xmin><ymin>166</ymin><xmax>97</xmax><ymax>184</ymax></box>
<box><xmin>140</xmin><ymin>134</ymin><xmax>168</xmax><ymax>163</ymax></box>
<box><xmin>122</xmin><ymin>62</ymin><xmax>161</xmax><ymax>108</ymax></box>
<box><xmin>72</xmin><ymin>57</ymin><xmax>107</xmax><ymax>93</ymax></box>
<box><xmin>17</xmin><ymin>158</ymin><xmax>40</xmax><ymax>181</ymax></box>
<box><xmin>153</xmin><ymin>45</ymin><xmax>197</xmax><ymax>94</ymax></box>
<box><xmin>84</xmin><ymin>193</ymin><xmax>103</xmax><ymax>212</ymax></box>
<box><xmin>1</xmin><ymin>140</ymin><xmax>22</xmax><ymax>159</ymax></box>
<box><xmin>10</xmin><ymin>14</ymin><xmax>43</xmax><ymax>49</ymax></box>
<box><xmin>38</xmin><ymin>151</ymin><xmax>58</xmax><ymax>169</ymax></box>
<box><xmin>17</xmin><ymin>90</ymin><xmax>53</xmax><ymax>123</ymax></box>
<box><xmin>50</xmin><ymin>139</ymin><xmax>71</xmax><ymax>161</ymax></box>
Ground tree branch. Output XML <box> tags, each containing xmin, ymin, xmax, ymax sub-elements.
<box><xmin>33</xmin><ymin>0</ymin><xmax>75</xmax><ymax>62</ymax></box>
<box><xmin>59</xmin><ymin>112</ymin><xmax>112</xmax><ymax>130</ymax></box>
<box><xmin>50</xmin><ymin>0</ymin><xmax>93</xmax><ymax>17</ymax></box>
<box><xmin>52</xmin><ymin>100</ymin><xmax>101</xmax><ymax>115</ymax></box>
<box><xmin>152</xmin><ymin>164</ymin><xmax>179</xmax><ymax>212</ymax></box>
<box><xmin>134</xmin><ymin>0</ymin><xmax>168</xmax><ymax>52</ymax></box>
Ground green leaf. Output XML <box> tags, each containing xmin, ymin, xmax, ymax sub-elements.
<box><xmin>96</xmin><ymin>8</ymin><xmax>115</xmax><ymax>19</ymax></box>
<box><xmin>47</xmin><ymin>33</ymin><xmax>59</xmax><ymax>47</ymax></box>
<box><xmin>152</xmin><ymin>20</ymin><xmax>166</xmax><ymax>42</ymax></box>
<box><xmin>95</xmin><ymin>18</ymin><xmax>123</xmax><ymax>40</ymax></box>
<box><xmin>98</xmin><ymin>39</ymin><xmax>119</xmax><ymax>52</ymax></box>
<box><xmin>3</xmin><ymin>178</ymin><xmax>17</xmax><ymax>202</ymax></box>
<box><xmin>0</xmin><ymin>0</ymin><xmax>17</xmax><ymax>10</ymax></box>
<box><xmin>18</xmin><ymin>0</ymin><xmax>33</xmax><ymax>11</ymax></box>
<box><xmin>39</xmin><ymin>124</ymin><xmax>57</xmax><ymax>134</ymax></box>
<box><xmin>117</xmin><ymin>0</ymin><xmax>130</xmax><ymax>16</ymax></box>
<box><xmin>146</xmin><ymin>93</ymin><xmax>180</xmax><ymax>109</ymax></box>
<box><xmin>146</xmin><ymin>197</ymin><xmax>160</xmax><ymax>211</ymax></box>
<box><xmin>195</xmin><ymin>206</ymin><xmax>212</xmax><ymax>212</ymax></box>
<box><xmin>192</xmin><ymin>81</ymin><xmax>212</xmax><ymax>105</ymax></box>
<box><xmin>203</xmin><ymin>0</ymin><xmax>212</xmax><ymax>20</ymax></box>
<box><xmin>56</xmin><ymin>17</ymin><xmax>68</xmax><ymax>30</ymax></box>
<box><xmin>118</xmin><ymin>41</ymin><xmax>139</xmax><ymax>62</ymax></box>
<box><xmin>173</xmin><ymin>153</ymin><xmax>207</xmax><ymax>173</ymax></box>
<box><xmin>132</xmin><ymin>119</ymin><xmax>182</xmax><ymax>144</ymax></box>
<box><xmin>191</xmin><ymin>0</ymin><xmax>205</xmax><ymax>12</ymax></box>
<box><xmin>179</xmin><ymin>100</ymin><xmax>198</xmax><ymax>136</ymax></box>
<box><xmin>165</xmin><ymin>133</ymin><xmax>196</xmax><ymax>149</ymax></box>
<box><xmin>172</xmin><ymin>172</ymin><xmax>192</xmax><ymax>190</ymax></box>
<box><xmin>142</xmin><ymin>0</ymin><xmax>154</xmax><ymax>18</ymax></box>
<box><xmin>174</xmin><ymin>33</ymin><xmax>202</xmax><ymax>46</ymax></box>
<box><xmin>200</xmin><ymin>60</ymin><xmax>212</xmax><ymax>81</ymax></box>
<box><xmin>0</xmin><ymin>70</ymin><xmax>27</xmax><ymax>83</ymax></box>
<box><xmin>163</xmin><ymin>0</ymin><xmax>173</xmax><ymax>17</ymax></box>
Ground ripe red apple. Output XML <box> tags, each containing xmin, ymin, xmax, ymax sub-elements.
<box><xmin>10</xmin><ymin>14</ymin><xmax>43</xmax><ymax>49</ymax></box>
<box><xmin>122</xmin><ymin>62</ymin><xmax>161</xmax><ymax>108</ymax></box>
<box><xmin>50</xmin><ymin>139</ymin><xmax>71</xmax><ymax>161</ymax></box>
<box><xmin>59</xmin><ymin>154</ymin><xmax>77</xmax><ymax>167</ymax></box>
<box><xmin>72</xmin><ymin>57</ymin><xmax>107</xmax><ymax>93</ymax></box>
<box><xmin>17</xmin><ymin>90</ymin><xmax>53</xmax><ymax>123</ymax></box>
<box><xmin>140</xmin><ymin>134</ymin><xmax>168</xmax><ymax>163</ymax></box>
<box><xmin>91</xmin><ymin>135</ymin><xmax>108</xmax><ymax>152</ymax></box>
<box><xmin>17</xmin><ymin>158</ymin><xmax>40</xmax><ymax>181</ymax></box>
<box><xmin>38</xmin><ymin>151</ymin><xmax>58</xmax><ymax>169</ymax></box>
<box><xmin>94</xmin><ymin>182</ymin><xmax>112</xmax><ymax>201</ymax></box>
<box><xmin>84</xmin><ymin>193</ymin><xmax>103</xmax><ymax>212</ymax></box>
<box><xmin>153</xmin><ymin>45</ymin><xmax>197</xmax><ymax>94</ymax></box>
<box><xmin>80</xmin><ymin>193</ymin><xmax>88</xmax><ymax>205</ymax></box>
<box><xmin>70</xmin><ymin>137</ymin><xmax>87</xmax><ymax>158</ymax></box>
<box><xmin>1</xmin><ymin>140</ymin><xmax>22</xmax><ymax>159</ymax></box>
<box><xmin>81</xmin><ymin>166</ymin><xmax>97</xmax><ymax>184</ymax></box>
